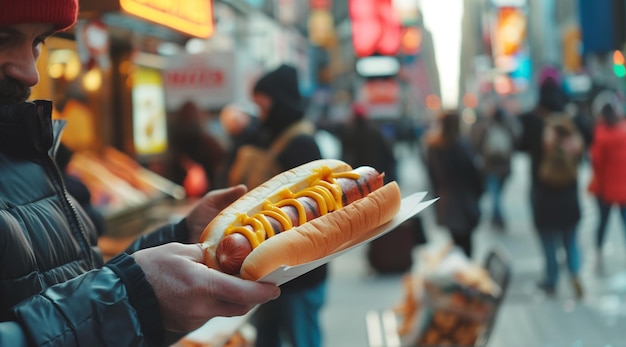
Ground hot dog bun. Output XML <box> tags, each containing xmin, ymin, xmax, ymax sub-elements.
<box><xmin>200</xmin><ymin>159</ymin><xmax>402</xmax><ymax>280</ymax></box>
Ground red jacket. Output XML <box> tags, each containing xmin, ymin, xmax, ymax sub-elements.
<box><xmin>589</xmin><ymin>120</ymin><xmax>626</xmax><ymax>203</ymax></box>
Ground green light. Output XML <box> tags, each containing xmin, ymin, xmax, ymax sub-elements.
<box><xmin>614</xmin><ymin>64</ymin><xmax>626</xmax><ymax>78</ymax></box>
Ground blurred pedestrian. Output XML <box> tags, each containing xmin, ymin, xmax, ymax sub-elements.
<box><xmin>570</xmin><ymin>100</ymin><xmax>594</xmax><ymax>150</ymax></box>
<box><xmin>340</xmin><ymin>102</ymin><xmax>398</xmax><ymax>184</ymax></box>
<box><xmin>472</xmin><ymin>92</ymin><xmax>519</xmax><ymax>231</ymax></box>
<box><xmin>425</xmin><ymin>111</ymin><xmax>483</xmax><ymax>258</ymax></box>
<box><xmin>0</xmin><ymin>2</ymin><xmax>280</xmax><ymax>345</ymax></box>
<box><xmin>216</xmin><ymin>103</ymin><xmax>260</xmax><ymax>189</ymax></box>
<box><xmin>518</xmin><ymin>74</ymin><xmax>584</xmax><ymax>298</ymax></box>
<box><xmin>239</xmin><ymin>64</ymin><xmax>326</xmax><ymax>347</ymax></box>
<box><xmin>166</xmin><ymin>100</ymin><xmax>226</xmax><ymax>197</ymax></box>
<box><xmin>588</xmin><ymin>102</ymin><xmax>626</xmax><ymax>269</ymax></box>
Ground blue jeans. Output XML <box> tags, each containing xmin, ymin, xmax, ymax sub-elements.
<box><xmin>537</xmin><ymin>227</ymin><xmax>581</xmax><ymax>288</ymax></box>
<box><xmin>485</xmin><ymin>174</ymin><xmax>505</xmax><ymax>223</ymax></box>
<box><xmin>252</xmin><ymin>282</ymin><xmax>326</xmax><ymax>347</ymax></box>
<box><xmin>595</xmin><ymin>197</ymin><xmax>626</xmax><ymax>250</ymax></box>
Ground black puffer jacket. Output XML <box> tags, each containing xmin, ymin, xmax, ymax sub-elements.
<box><xmin>0</xmin><ymin>100</ymin><xmax>187</xmax><ymax>346</ymax></box>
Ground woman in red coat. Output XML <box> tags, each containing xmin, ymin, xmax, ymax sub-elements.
<box><xmin>588</xmin><ymin>102</ymin><xmax>626</xmax><ymax>265</ymax></box>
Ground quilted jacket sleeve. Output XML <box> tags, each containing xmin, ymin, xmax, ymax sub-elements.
<box><xmin>124</xmin><ymin>219</ymin><xmax>189</xmax><ymax>254</ymax></box>
<box><xmin>0</xmin><ymin>321</ymin><xmax>27</xmax><ymax>347</ymax></box>
<box><xmin>9</xmin><ymin>254</ymin><xmax>165</xmax><ymax>347</ymax></box>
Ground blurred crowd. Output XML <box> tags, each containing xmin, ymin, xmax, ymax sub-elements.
<box><xmin>108</xmin><ymin>56</ymin><xmax>625</xmax><ymax>346</ymax></box>
<box><xmin>162</xmin><ymin>62</ymin><xmax>626</xmax><ymax>308</ymax></box>
<box><xmin>416</xmin><ymin>66</ymin><xmax>625</xmax><ymax>302</ymax></box>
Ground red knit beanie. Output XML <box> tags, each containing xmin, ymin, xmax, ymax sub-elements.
<box><xmin>0</xmin><ymin>0</ymin><xmax>79</xmax><ymax>32</ymax></box>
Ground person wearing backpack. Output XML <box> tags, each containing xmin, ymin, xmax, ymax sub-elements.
<box><xmin>518</xmin><ymin>74</ymin><xmax>584</xmax><ymax>299</ymax></box>
<box><xmin>474</xmin><ymin>94</ymin><xmax>519</xmax><ymax>231</ymax></box>
<box><xmin>237</xmin><ymin>64</ymin><xmax>326</xmax><ymax>347</ymax></box>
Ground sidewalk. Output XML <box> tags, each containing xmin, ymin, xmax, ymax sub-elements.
<box><xmin>321</xmin><ymin>145</ymin><xmax>626</xmax><ymax>347</ymax></box>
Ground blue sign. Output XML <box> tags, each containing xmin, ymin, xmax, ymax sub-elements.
<box><xmin>578</xmin><ymin>0</ymin><xmax>615</xmax><ymax>53</ymax></box>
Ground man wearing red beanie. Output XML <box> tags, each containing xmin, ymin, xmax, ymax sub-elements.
<box><xmin>0</xmin><ymin>2</ymin><xmax>280</xmax><ymax>346</ymax></box>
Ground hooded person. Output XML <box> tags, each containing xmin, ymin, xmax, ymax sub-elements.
<box><xmin>248</xmin><ymin>64</ymin><xmax>328</xmax><ymax>347</ymax></box>
<box><xmin>227</xmin><ymin>65</ymin><xmax>321</xmax><ymax>191</ymax></box>
<box><xmin>252</xmin><ymin>64</ymin><xmax>315</xmax><ymax>146</ymax></box>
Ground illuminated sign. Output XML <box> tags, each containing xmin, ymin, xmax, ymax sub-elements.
<box><xmin>356</xmin><ymin>56</ymin><xmax>400</xmax><ymax>77</ymax></box>
<box><xmin>493</xmin><ymin>7</ymin><xmax>526</xmax><ymax>57</ymax></box>
<box><xmin>120</xmin><ymin>0</ymin><xmax>214</xmax><ymax>38</ymax></box>
<box><xmin>132</xmin><ymin>67</ymin><xmax>168</xmax><ymax>156</ymax></box>
<box><xmin>349</xmin><ymin>0</ymin><xmax>402</xmax><ymax>57</ymax></box>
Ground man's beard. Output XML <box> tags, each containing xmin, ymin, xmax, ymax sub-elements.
<box><xmin>0</xmin><ymin>78</ymin><xmax>31</xmax><ymax>105</ymax></box>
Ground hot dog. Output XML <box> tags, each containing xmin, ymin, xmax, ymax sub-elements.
<box><xmin>199</xmin><ymin>159</ymin><xmax>402</xmax><ymax>280</ymax></box>
<box><xmin>215</xmin><ymin>165</ymin><xmax>383</xmax><ymax>274</ymax></box>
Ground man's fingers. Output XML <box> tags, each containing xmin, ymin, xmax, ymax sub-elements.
<box><xmin>179</xmin><ymin>243</ymin><xmax>281</xmax><ymax>305</ymax></box>
<box><xmin>211</xmin><ymin>184</ymin><xmax>247</xmax><ymax>208</ymax></box>
<box><xmin>217</xmin><ymin>184</ymin><xmax>248</xmax><ymax>208</ymax></box>
<box><xmin>207</xmin><ymin>269</ymin><xmax>280</xmax><ymax>305</ymax></box>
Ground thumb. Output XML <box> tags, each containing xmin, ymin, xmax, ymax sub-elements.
<box><xmin>205</xmin><ymin>184</ymin><xmax>248</xmax><ymax>210</ymax></box>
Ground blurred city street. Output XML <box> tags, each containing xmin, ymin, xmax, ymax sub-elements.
<box><xmin>320</xmin><ymin>142</ymin><xmax>626</xmax><ymax>347</ymax></box>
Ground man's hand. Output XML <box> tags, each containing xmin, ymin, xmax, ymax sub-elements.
<box><xmin>185</xmin><ymin>185</ymin><xmax>248</xmax><ymax>243</ymax></box>
<box><xmin>133</xmin><ymin>242</ymin><xmax>280</xmax><ymax>333</ymax></box>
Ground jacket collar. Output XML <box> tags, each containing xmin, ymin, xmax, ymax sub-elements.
<box><xmin>0</xmin><ymin>100</ymin><xmax>65</xmax><ymax>158</ymax></box>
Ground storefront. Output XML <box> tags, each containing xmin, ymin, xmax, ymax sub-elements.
<box><xmin>31</xmin><ymin>0</ymin><xmax>215</xmax><ymax>244</ymax></box>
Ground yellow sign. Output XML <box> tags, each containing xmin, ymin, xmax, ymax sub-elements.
<box><xmin>120</xmin><ymin>0</ymin><xmax>214</xmax><ymax>38</ymax></box>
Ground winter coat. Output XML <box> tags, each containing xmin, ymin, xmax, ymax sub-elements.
<box><xmin>340</xmin><ymin>118</ymin><xmax>398</xmax><ymax>184</ymax></box>
<box><xmin>252</xmin><ymin>64</ymin><xmax>326</xmax><ymax>292</ymax></box>
<box><xmin>0</xmin><ymin>100</ymin><xmax>187</xmax><ymax>346</ymax></box>
<box><xmin>588</xmin><ymin>120</ymin><xmax>626</xmax><ymax>204</ymax></box>
<box><xmin>518</xmin><ymin>109</ymin><xmax>581</xmax><ymax>230</ymax></box>
<box><xmin>426</xmin><ymin>138</ymin><xmax>483</xmax><ymax>233</ymax></box>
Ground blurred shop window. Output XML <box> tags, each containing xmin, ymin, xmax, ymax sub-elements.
<box><xmin>55</xmin><ymin>98</ymin><xmax>97</xmax><ymax>152</ymax></box>
<box><xmin>48</xmin><ymin>48</ymin><xmax>98</xmax><ymax>152</ymax></box>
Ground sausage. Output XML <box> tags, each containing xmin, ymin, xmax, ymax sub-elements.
<box><xmin>216</xmin><ymin>166</ymin><xmax>385</xmax><ymax>275</ymax></box>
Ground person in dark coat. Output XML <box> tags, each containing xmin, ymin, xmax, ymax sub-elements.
<box><xmin>166</xmin><ymin>100</ymin><xmax>227</xmax><ymax>196</ymax></box>
<box><xmin>0</xmin><ymin>3</ymin><xmax>280</xmax><ymax>346</ymax></box>
<box><xmin>518</xmin><ymin>74</ymin><xmax>584</xmax><ymax>298</ymax></box>
<box><xmin>216</xmin><ymin>103</ymin><xmax>260</xmax><ymax>189</ymax></box>
<box><xmin>425</xmin><ymin>111</ymin><xmax>483</xmax><ymax>257</ymax></box>
<box><xmin>340</xmin><ymin>102</ymin><xmax>398</xmax><ymax>184</ymax></box>
<box><xmin>471</xmin><ymin>93</ymin><xmax>519</xmax><ymax>231</ymax></box>
<box><xmin>248</xmin><ymin>64</ymin><xmax>326</xmax><ymax>347</ymax></box>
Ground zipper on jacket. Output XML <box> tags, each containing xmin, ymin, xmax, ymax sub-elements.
<box><xmin>38</xmin><ymin>105</ymin><xmax>95</xmax><ymax>267</ymax></box>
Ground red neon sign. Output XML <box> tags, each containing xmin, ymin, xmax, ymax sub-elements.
<box><xmin>349</xmin><ymin>0</ymin><xmax>402</xmax><ymax>57</ymax></box>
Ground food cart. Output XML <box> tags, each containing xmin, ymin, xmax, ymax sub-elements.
<box><xmin>365</xmin><ymin>244</ymin><xmax>511</xmax><ymax>347</ymax></box>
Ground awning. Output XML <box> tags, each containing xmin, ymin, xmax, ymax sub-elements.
<box><xmin>79</xmin><ymin>0</ymin><xmax>214</xmax><ymax>41</ymax></box>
